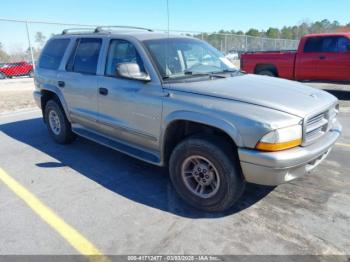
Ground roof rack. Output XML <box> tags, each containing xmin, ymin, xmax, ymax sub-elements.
<box><xmin>62</xmin><ymin>28</ymin><xmax>95</xmax><ymax>35</ymax></box>
<box><xmin>94</xmin><ymin>26</ymin><xmax>153</xmax><ymax>33</ymax></box>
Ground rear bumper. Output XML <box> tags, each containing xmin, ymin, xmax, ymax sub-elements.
<box><xmin>238</xmin><ymin>120</ymin><xmax>342</xmax><ymax>186</ymax></box>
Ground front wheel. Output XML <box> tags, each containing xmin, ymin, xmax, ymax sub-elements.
<box><xmin>169</xmin><ymin>135</ymin><xmax>245</xmax><ymax>212</ymax></box>
<box><xmin>44</xmin><ymin>100</ymin><xmax>76</xmax><ymax>144</ymax></box>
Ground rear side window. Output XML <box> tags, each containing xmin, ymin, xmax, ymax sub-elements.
<box><xmin>304</xmin><ymin>37</ymin><xmax>322</xmax><ymax>53</ymax></box>
<box><xmin>39</xmin><ymin>39</ymin><xmax>70</xmax><ymax>70</ymax></box>
<box><xmin>66</xmin><ymin>38</ymin><xmax>102</xmax><ymax>75</ymax></box>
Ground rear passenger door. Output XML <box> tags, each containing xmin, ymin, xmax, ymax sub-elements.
<box><xmin>57</xmin><ymin>38</ymin><xmax>102</xmax><ymax>131</ymax></box>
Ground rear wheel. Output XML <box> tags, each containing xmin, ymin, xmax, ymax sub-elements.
<box><xmin>169</xmin><ymin>135</ymin><xmax>245</xmax><ymax>212</ymax></box>
<box><xmin>257</xmin><ymin>70</ymin><xmax>276</xmax><ymax>77</ymax></box>
<box><xmin>44</xmin><ymin>100</ymin><xmax>76</xmax><ymax>144</ymax></box>
<box><xmin>0</xmin><ymin>72</ymin><xmax>6</xmax><ymax>79</ymax></box>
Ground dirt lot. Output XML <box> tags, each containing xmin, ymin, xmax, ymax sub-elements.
<box><xmin>0</xmin><ymin>78</ymin><xmax>36</xmax><ymax>114</ymax></box>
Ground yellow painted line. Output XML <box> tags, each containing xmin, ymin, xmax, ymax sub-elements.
<box><xmin>336</xmin><ymin>143</ymin><xmax>350</xmax><ymax>148</ymax></box>
<box><xmin>0</xmin><ymin>168</ymin><xmax>109</xmax><ymax>262</ymax></box>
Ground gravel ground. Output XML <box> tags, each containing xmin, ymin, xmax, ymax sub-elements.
<box><xmin>0</xmin><ymin>78</ymin><xmax>36</xmax><ymax>114</ymax></box>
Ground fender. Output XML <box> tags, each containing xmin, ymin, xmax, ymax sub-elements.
<box><xmin>161</xmin><ymin>110</ymin><xmax>243</xmax><ymax>161</ymax></box>
<box><xmin>41</xmin><ymin>83</ymin><xmax>72</xmax><ymax>122</ymax></box>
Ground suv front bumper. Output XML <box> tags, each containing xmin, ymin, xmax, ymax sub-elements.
<box><xmin>238</xmin><ymin>120</ymin><xmax>342</xmax><ymax>186</ymax></box>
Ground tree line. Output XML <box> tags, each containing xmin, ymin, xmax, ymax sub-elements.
<box><xmin>197</xmin><ymin>19</ymin><xmax>350</xmax><ymax>39</ymax></box>
<box><xmin>1</xmin><ymin>19</ymin><xmax>350</xmax><ymax>62</ymax></box>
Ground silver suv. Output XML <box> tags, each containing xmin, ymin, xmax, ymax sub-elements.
<box><xmin>34</xmin><ymin>27</ymin><xmax>342</xmax><ymax>212</ymax></box>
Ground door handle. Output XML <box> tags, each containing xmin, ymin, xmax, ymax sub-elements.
<box><xmin>58</xmin><ymin>81</ymin><xmax>65</xmax><ymax>88</ymax></box>
<box><xmin>319</xmin><ymin>56</ymin><xmax>326</xmax><ymax>60</ymax></box>
<box><xmin>99</xmin><ymin>87</ymin><xmax>108</xmax><ymax>96</ymax></box>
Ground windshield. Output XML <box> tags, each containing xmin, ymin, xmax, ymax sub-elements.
<box><xmin>143</xmin><ymin>38</ymin><xmax>237</xmax><ymax>79</ymax></box>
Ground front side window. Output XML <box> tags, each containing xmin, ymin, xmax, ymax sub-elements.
<box><xmin>39</xmin><ymin>39</ymin><xmax>70</xmax><ymax>70</ymax></box>
<box><xmin>143</xmin><ymin>38</ymin><xmax>236</xmax><ymax>79</ymax></box>
<box><xmin>321</xmin><ymin>37</ymin><xmax>338</xmax><ymax>52</ymax></box>
<box><xmin>105</xmin><ymin>39</ymin><xmax>145</xmax><ymax>76</ymax></box>
<box><xmin>336</xmin><ymin>37</ymin><xmax>350</xmax><ymax>52</ymax></box>
<box><xmin>67</xmin><ymin>38</ymin><xmax>102</xmax><ymax>74</ymax></box>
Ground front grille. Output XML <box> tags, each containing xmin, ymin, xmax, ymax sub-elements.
<box><xmin>304</xmin><ymin>108</ymin><xmax>334</xmax><ymax>144</ymax></box>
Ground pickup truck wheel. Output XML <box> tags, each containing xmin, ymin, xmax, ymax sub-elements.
<box><xmin>44</xmin><ymin>100</ymin><xmax>76</xmax><ymax>144</ymax></box>
<box><xmin>169</xmin><ymin>136</ymin><xmax>245</xmax><ymax>212</ymax></box>
<box><xmin>0</xmin><ymin>72</ymin><xmax>6</xmax><ymax>79</ymax></box>
<box><xmin>258</xmin><ymin>70</ymin><xmax>276</xmax><ymax>77</ymax></box>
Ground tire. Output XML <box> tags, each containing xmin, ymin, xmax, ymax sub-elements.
<box><xmin>28</xmin><ymin>70</ymin><xmax>34</xmax><ymax>78</ymax></box>
<box><xmin>258</xmin><ymin>70</ymin><xmax>276</xmax><ymax>77</ymax></box>
<box><xmin>169</xmin><ymin>135</ymin><xmax>245</xmax><ymax>212</ymax></box>
<box><xmin>0</xmin><ymin>72</ymin><xmax>6</xmax><ymax>79</ymax></box>
<box><xmin>44</xmin><ymin>100</ymin><xmax>76</xmax><ymax>144</ymax></box>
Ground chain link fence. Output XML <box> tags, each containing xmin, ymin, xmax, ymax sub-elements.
<box><xmin>0</xmin><ymin>19</ymin><xmax>299</xmax><ymax>79</ymax></box>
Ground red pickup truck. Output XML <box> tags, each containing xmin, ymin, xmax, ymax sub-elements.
<box><xmin>241</xmin><ymin>33</ymin><xmax>350</xmax><ymax>81</ymax></box>
<box><xmin>0</xmin><ymin>61</ymin><xmax>34</xmax><ymax>79</ymax></box>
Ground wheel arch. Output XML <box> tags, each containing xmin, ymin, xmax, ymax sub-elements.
<box><xmin>254</xmin><ymin>64</ymin><xmax>279</xmax><ymax>76</ymax></box>
<box><xmin>40</xmin><ymin>87</ymin><xmax>71</xmax><ymax>122</ymax></box>
<box><xmin>161</xmin><ymin>111</ymin><xmax>243</xmax><ymax>165</ymax></box>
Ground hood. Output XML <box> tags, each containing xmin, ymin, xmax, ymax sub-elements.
<box><xmin>169</xmin><ymin>74</ymin><xmax>337</xmax><ymax>117</ymax></box>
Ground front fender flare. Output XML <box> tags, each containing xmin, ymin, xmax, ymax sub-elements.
<box><xmin>161</xmin><ymin>110</ymin><xmax>243</xmax><ymax>152</ymax></box>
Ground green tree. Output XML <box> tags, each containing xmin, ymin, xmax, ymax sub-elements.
<box><xmin>246</xmin><ymin>28</ymin><xmax>260</xmax><ymax>37</ymax></box>
<box><xmin>280</xmin><ymin>26</ymin><xmax>293</xmax><ymax>39</ymax></box>
<box><xmin>266</xmin><ymin>27</ymin><xmax>280</xmax><ymax>38</ymax></box>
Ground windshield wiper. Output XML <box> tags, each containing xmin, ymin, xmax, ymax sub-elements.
<box><xmin>184</xmin><ymin>71</ymin><xmax>227</xmax><ymax>78</ymax></box>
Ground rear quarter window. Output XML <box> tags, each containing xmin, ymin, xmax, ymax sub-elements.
<box><xmin>39</xmin><ymin>39</ymin><xmax>70</xmax><ymax>70</ymax></box>
<box><xmin>303</xmin><ymin>37</ymin><xmax>322</xmax><ymax>53</ymax></box>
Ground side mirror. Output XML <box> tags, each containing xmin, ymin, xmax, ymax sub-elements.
<box><xmin>116</xmin><ymin>63</ymin><xmax>151</xmax><ymax>82</ymax></box>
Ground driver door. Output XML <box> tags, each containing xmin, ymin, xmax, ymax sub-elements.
<box><xmin>97</xmin><ymin>39</ymin><xmax>163</xmax><ymax>153</ymax></box>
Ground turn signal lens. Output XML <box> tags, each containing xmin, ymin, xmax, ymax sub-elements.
<box><xmin>256</xmin><ymin>125</ymin><xmax>302</xmax><ymax>152</ymax></box>
<box><xmin>256</xmin><ymin>139</ymin><xmax>302</xmax><ymax>151</ymax></box>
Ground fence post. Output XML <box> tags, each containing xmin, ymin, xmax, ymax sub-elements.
<box><xmin>25</xmin><ymin>21</ymin><xmax>35</xmax><ymax>70</ymax></box>
<box><xmin>224</xmin><ymin>35</ymin><xmax>227</xmax><ymax>54</ymax></box>
<box><xmin>275</xmin><ymin>39</ymin><xmax>277</xmax><ymax>50</ymax></box>
<box><xmin>245</xmin><ymin>35</ymin><xmax>248</xmax><ymax>51</ymax></box>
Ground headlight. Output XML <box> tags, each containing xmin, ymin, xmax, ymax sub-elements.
<box><xmin>256</xmin><ymin>125</ymin><xmax>302</xmax><ymax>151</ymax></box>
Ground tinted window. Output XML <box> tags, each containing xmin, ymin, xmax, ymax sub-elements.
<box><xmin>68</xmin><ymin>38</ymin><xmax>102</xmax><ymax>74</ymax></box>
<box><xmin>105</xmin><ymin>39</ymin><xmax>145</xmax><ymax>76</ymax></box>
<box><xmin>39</xmin><ymin>39</ymin><xmax>70</xmax><ymax>70</ymax></box>
<box><xmin>304</xmin><ymin>37</ymin><xmax>322</xmax><ymax>52</ymax></box>
<box><xmin>304</xmin><ymin>36</ymin><xmax>350</xmax><ymax>53</ymax></box>
<box><xmin>337</xmin><ymin>37</ymin><xmax>350</xmax><ymax>52</ymax></box>
<box><xmin>321</xmin><ymin>37</ymin><xmax>338</xmax><ymax>52</ymax></box>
